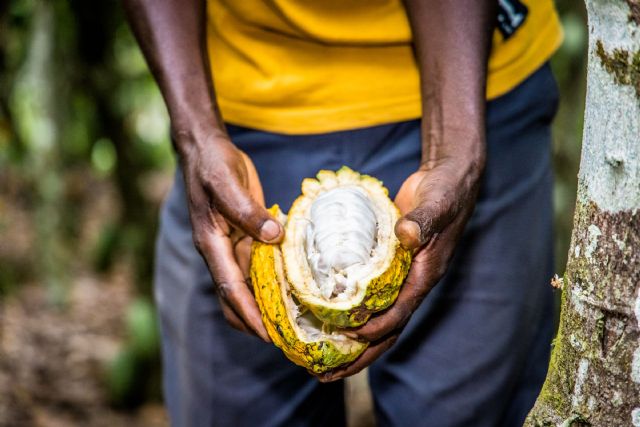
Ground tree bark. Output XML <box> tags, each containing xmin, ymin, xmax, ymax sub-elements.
<box><xmin>525</xmin><ymin>0</ymin><xmax>640</xmax><ymax>425</ymax></box>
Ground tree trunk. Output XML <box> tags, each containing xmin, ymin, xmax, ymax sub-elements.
<box><xmin>525</xmin><ymin>0</ymin><xmax>640</xmax><ymax>425</ymax></box>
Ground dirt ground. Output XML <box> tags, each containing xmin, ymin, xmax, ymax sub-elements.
<box><xmin>0</xmin><ymin>270</ymin><xmax>168</xmax><ymax>427</ymax></box>
<box><xmin>0</xmin><ymin>171</ymin><xmax>377</xmax><ymax>427</ymax></box>
<box><xmin>0</xmin><ymin>270</ymin><xmax>377</xmax><ymax>427</ymax></box>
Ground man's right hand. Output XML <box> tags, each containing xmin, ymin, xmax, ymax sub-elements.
<box><xmin>122</xmin><ymin>0</ymin><xmax>281</xmax><ymax>340</ymax></box>
<box><xmin>177</xmin><ymin>130</ymin><xmax>283</xmax><ymax>341</ymax></box>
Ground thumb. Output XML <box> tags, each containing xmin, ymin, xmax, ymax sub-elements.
<box><xmin>395</xmin><ymin>194</ymin><xmax>456</xmax><ymax>250</ymax></box>
<box><xmin>211</xmin><ymin>178</ymin><xmax>283</xmax><ymax>244</ymax></box>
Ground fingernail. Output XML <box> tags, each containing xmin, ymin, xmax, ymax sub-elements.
<box><xmin>395</xmin><ymin>219</ymin><xmax>421</xmax><ymax>249</ymax></box>
<box><xmin>260</xmin><ymin>219</ymin><xmax>281</xmax><ymax>242</ymax></box>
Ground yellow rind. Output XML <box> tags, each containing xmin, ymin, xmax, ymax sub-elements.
<box><xmin>251</xmin><ymin>205</ymin><xmax>367</xmax><ymax>373</ymax></box>
<box><xmin>285</xmin><ymin>167</ymin><xmax>413</xmax><ymax>328</ymax></box>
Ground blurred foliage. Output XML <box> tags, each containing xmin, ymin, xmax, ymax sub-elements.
<box><xmin>0</xmin><ymin>0</ymin><xmax>587</xmax><ymax>413</ymax></box>
<box><xmin>0</xmin><ymin>0</ymin><xmax>172</xmax><ymax>407</ymax></box>
<box><xmin>107</xmin><ymin>297</ymin><xmax>161</xmax><ymax>408</ymax></box>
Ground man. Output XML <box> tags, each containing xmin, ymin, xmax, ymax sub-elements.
<box><xmin>124</xmin><ymin>0</ymin><xmax>563</xmax><ymax>426</ymax></box>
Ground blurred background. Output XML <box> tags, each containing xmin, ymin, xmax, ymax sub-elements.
<box><xmin>0</xmin><ymin>1</ymin><xmax>587</xmax><ymax>426</ymax></box>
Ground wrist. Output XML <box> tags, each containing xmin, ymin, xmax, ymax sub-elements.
<box><xmin>171</xmin><ymin>122</ymin><xmax>232</xmax><ymax>162</ymax></box>
<box><xmin>455</xmin><ymin>130</ymin><xmax>486</xmax><ymax>179</ymax></box>
<box><xmin>422</xmin><ymin>126</ymin><xmax>486</xmax><ymax>171</ymax></box>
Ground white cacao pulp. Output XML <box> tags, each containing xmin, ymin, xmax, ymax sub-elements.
<box><xmin>305</xmin><ymin>186</ymin><xmax>378</xmax><ymax>299</ymax></box>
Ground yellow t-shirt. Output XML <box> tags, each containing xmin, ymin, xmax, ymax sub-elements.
<box><xmin>206</xmin><ymin>0</ymin><xmax>563</xmax><ymax>134</ymax></box>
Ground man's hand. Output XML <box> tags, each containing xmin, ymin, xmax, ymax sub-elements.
<box><xmin>123</xmin><ymin>0</ymin><xmax>284</xmax><ymax>340</ymax></box>
<box><xmin>316</xmin><ymin>0</ymin><xmax>495</xmax><ymax>382</ymax></box>
<box><xmin>319</xmin><ymin>146</ymin><xmax>484</xmax><ymax>382</ymax></box>
<box><xmin>179</xmin><ymin>131</ymin><xmax>283</xmax><ymax>342</ymax></box>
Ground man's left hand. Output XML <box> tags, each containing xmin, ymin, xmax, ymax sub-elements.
<box><xmin>319</xmin><ymin>147</ymin><xmax>484</xmax><ymax>382</ymax></box>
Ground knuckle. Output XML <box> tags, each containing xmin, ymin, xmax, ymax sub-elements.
<box><xmin>356</xmin><ymin>329</ymin><xmax>374</xmax><ymax>341</ymax></box>
<box><xmin>397</xmin><ymin>309</ymin><xmax>412</xmax><ymax>329</ymax></box>
<box><xmin>192</xmin><ymin>232</ymin><xmax>208</xmax><ymax>253</ymax></box>
<box><xmin>216</xmin><ymin>281</ymin><xmax>235</xmax><ymax>300</ymax></box>
<box><xmin>201</xmin><ymin>181</ymin><xmax>217</xmax><ymax>199</ymax></box>
<box><xmin>432</xmin><ymin>258</ymin><xmax>448</xmax><ymax>280</ymax></box>
<box><xmin>370</xmin><ymin>306</ymin><xmax>408</xmax><ymax>338</ymax></box>
<box><xmin>376</xmin><ymin>318</ymin><xmax>393</xmax><ymax>334</ymax></box>
<box><xmin>364</xmin><ymin>325</ymin><xmax>388</xmax><ymax>341</ymax></box>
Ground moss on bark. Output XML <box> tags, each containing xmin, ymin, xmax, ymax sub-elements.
<box><xmin>525</xmin><ymin>200</ymin><xmax>640</xmax><ymax>426</ymax></box>
<box><xmin>627</xmin><ymin>0</ymin><xmax>640</xmax><ymax>25</ymax></box>
<box><xmin>595</xmin><ymin>40</ymin><xmax>640</xmax><ymax>100</ymax></box>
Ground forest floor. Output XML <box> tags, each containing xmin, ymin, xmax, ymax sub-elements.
<box><xmin>0</xmin><ymin>270</ymin><xmax>375</xmax><ymax>427</ymax></box>
<box><xmin>0</xmin><ymin>269</ymin><xmax>168</xmax><ymax>427</ymax></box>
<box><xmin>0</xmin><ymin>168</ymin><xmax>374</xmax><ymax>427</ymax></box>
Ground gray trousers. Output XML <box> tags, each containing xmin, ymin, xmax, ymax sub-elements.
<box><xmin>154</xmin><ymin>64</ymin><xmax>559</xmax><ymax>427</ymax></box>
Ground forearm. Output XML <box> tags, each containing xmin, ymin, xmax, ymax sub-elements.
<box><xmin>403</xmin><ymin>0</ymin><xmax>496</xmax><ymax>168</ymax></box>
<box><xmin>122</xmin><ymin>0</ymin><xmax>226</xmax><ymax>156</ymax></box>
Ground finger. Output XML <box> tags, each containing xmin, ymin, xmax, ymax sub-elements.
<box><xmin>234</xmin><ymin>235</ymin><xmax>253</xmax><ymax>280</ymax></box>
<box><xmin>318</xmin><ymin>334</ymin><xmax>399</xmax><ymax>382</ymax></box>
<box><xmin>219</xmin><ymin>300</ymin><xmax>251</xmax><ymax>334</ymax></box>
<box><xmin>218</xmin><ymin>281</ymin><xmax>271</xmax><ymax>343</ymax></box>
<box><xmin>344</xmin><ymin>248</ymin><xmax>432</xmax><ymax>342</ymax></box>
<box><xmin>353</xmin><ymin>211</ymin><xmax>470</xmax><ymax>341</ymax></box>
<box><xmin>193</xmin><ymin>211</ymin><xmax>271</xmax><ymax>342</ymax></box>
